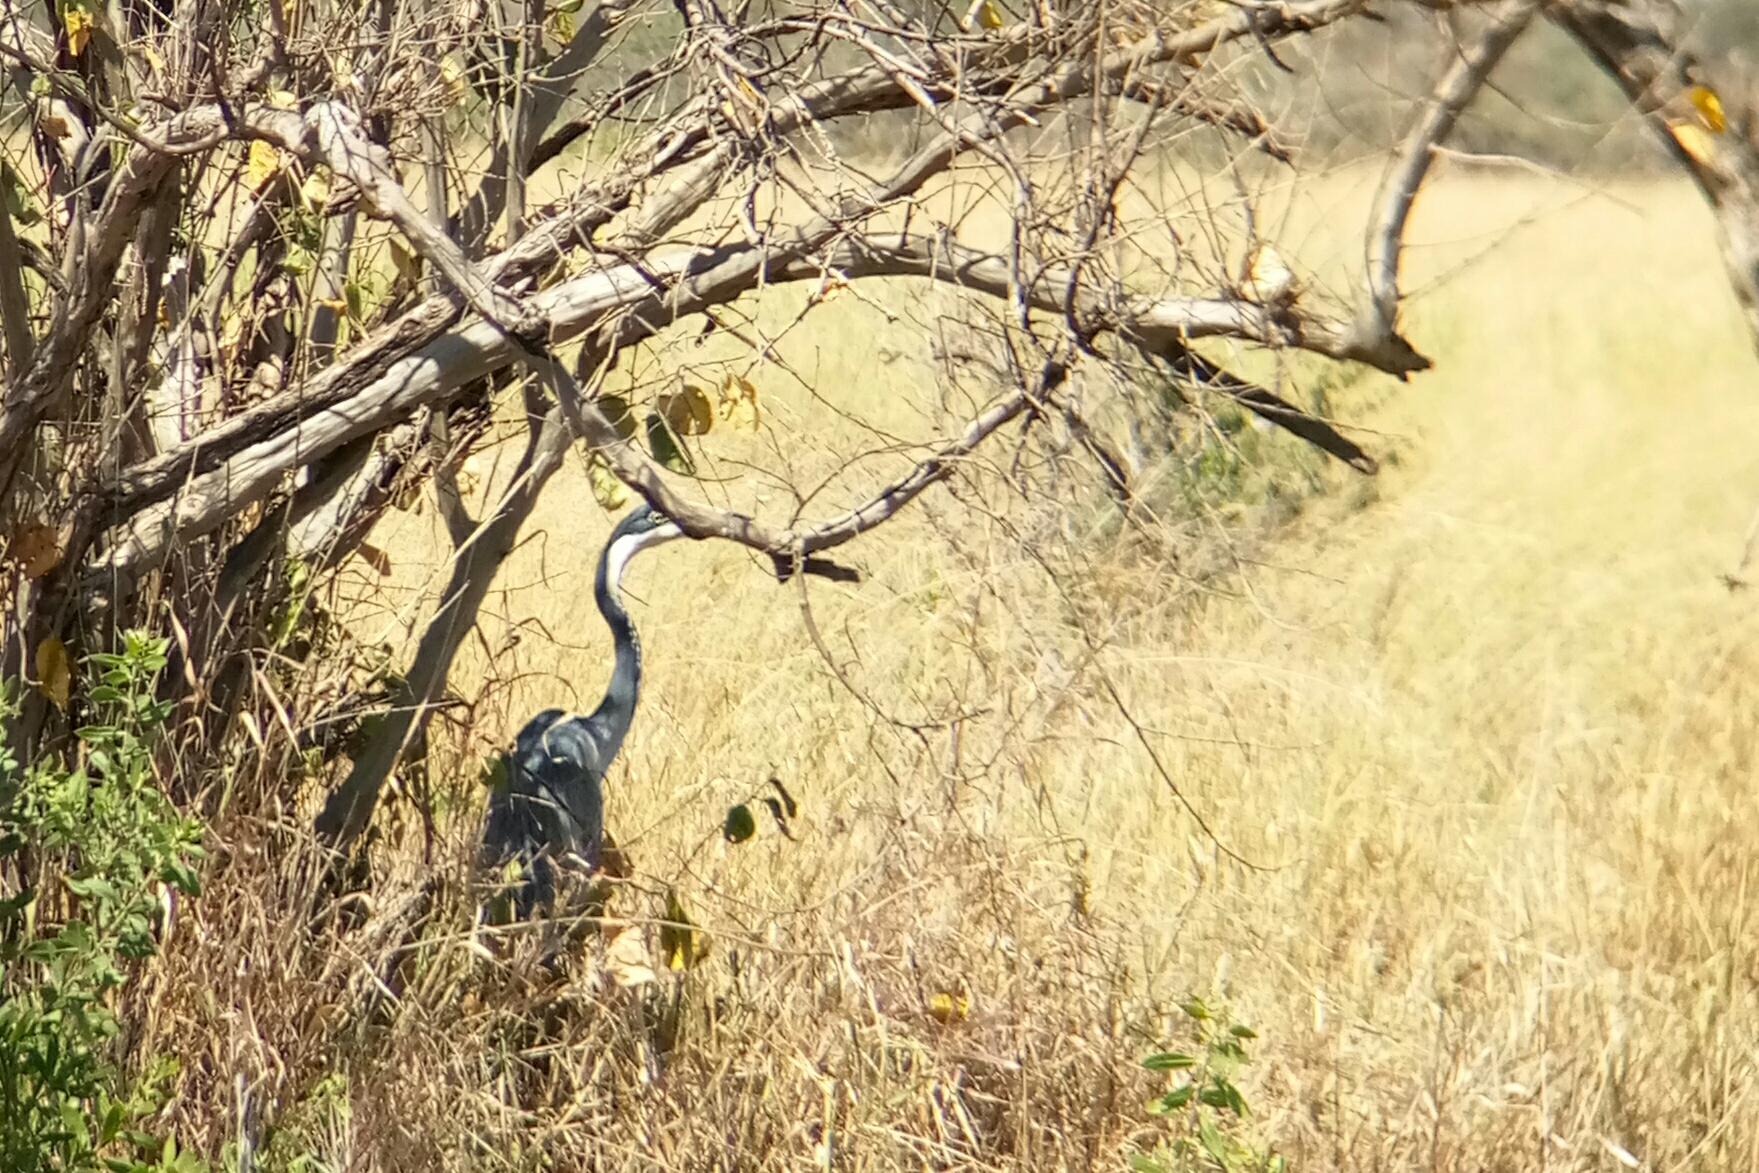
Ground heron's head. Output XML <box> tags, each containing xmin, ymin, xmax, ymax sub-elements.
<box><xmin>603</xmin><ymin>504</ymin><xmax>685</xmax><ymax>590</ymax></box>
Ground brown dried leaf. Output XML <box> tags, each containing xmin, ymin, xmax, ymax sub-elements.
<box><xmin>659</xmin><ymin>385</ymin><xmax>715</xmax><ymax>436</ymax></box>
<box><xmin>36</xmin><ymin>636</ymin><xmax>70</xmax><ymax>709</ymax></box>
<box><xmin>8</xmin><ymin>524</ymin><xmax>59</xmax><ymax>578</ymax></box>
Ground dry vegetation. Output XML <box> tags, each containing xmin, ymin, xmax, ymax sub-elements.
<box><xmin>108</xmin><ymin>167</ymin><xmax>1759</xmax><ymax>1172</ymax></box>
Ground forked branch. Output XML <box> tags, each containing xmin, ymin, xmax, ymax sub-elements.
<box><xmin>1354</xmin><ymin>0</ymin><xmax>1543</xmax><ymax>374</ymax></box>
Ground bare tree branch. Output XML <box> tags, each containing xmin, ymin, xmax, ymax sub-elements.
<box><xmin>312</xmin><ymin>396</ymin><xmax>573</xmax><ymax>846</ymax></box>
<box><xmin>1353</xmin><ymin>0</ymin><xmax>1542</xmax><ymax>368</ymax></box>
<box><xmin>1547</xmin><ymin>0</ymin><xmax>1759</xmax><ymax>356</ymax></box>
<box><xmin>0</xmin><ymin>177</ymin><xmax>34</xmax><ymax>377</ymax></box>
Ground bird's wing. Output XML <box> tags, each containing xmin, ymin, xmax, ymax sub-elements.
<box><xmin>481</xmin><ymin>779</ymin><xmax>543</xmax><ymax>866</ymax></box>
<box><xmin>531</xmin><ymin>716</ymin><xmax>611</xmax><ymax>861</ymax></box>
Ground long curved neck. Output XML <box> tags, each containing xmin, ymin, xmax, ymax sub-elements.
<box><xmin>587</xmin><ymin>540</ymin><xmax>642</xmax><ymax>760</ymax></box>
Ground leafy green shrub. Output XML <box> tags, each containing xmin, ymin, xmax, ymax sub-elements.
<box><xmin>0</xmin><ymin>632</ymin><xmax>207</xmax><ymax>1173</ymax></box>
<box><xmin>1132</xmin><ymin>997</ymin><xmax>1284</xmax><ymax>1173</ymax></box>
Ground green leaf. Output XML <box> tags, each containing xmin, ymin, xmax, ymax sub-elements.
<box><xmin>587</xmin><ymin>455</ymin><xmax>631</xmax><ymax>511</ymax></box>
<box><xmin>1228</xmin><ymin>1024</ymin><xmax>1257</xmax><ymax>1039</ymax></box>
<box><xmin>0</xmin><ymin>832</ymin><xmax>23</xmax><ymax>857</ymax></box>
<box><xmin>100</xmin><ymin>1095</ymin><xmax>125</xmax><ymax>1144</ymax></box>
<box><xmin>480</xmin><ymin>754</ymin><xmax>509</xmax><ymax>793</ymax></box>
<box><xmin>594</xmin><ymin>394</ymin><xmax>638</xmax><ymax>441</ymax></box>
<box><xmin>1152</xmin><ymin>1084</ymin><xmax>1193</xmax><ymax>1113</ymax></box>
<box><xmin>1197</xmin><ymin>1113</ymin><xmax>1229</xmax><ymax>1169</ymax></box>
<box><xmin>644</xmin><ymin>412</ymin><xmax>695</xmax><ymax>475</ymax></box>
<box><xmin>160</xmin><ymin>860</ymin><xmax>200</xmax><ymax>896</ymax></box>
<box><xmin>1143</xmin><ymin>1052</ymin><xmax>1197</xmax><ymax>1071</ymax></box>
<box><xmin>1129</xmin><ymin>1155</ymin><xmax>1169</xmax><ymax>1173</ymax></box>
<box><xmin>3</xmin><ymin>164</ymin><xmax>40</xmax><ymax>227</ymax></box>
<box><xmin>66</xmin><ymin>876</ymin><xmax>118</xmax><ymax>902</ymax></box>
<box><xmin>1181</xmin><ymin>997</ymin><xmax>1210</xmax><ymax>1020</ymax></box>
<box><xmin>60</xmin><ymin>1098</ymin><xmax>88</xmax><ymax>1142</ymax></box>
<box><xmin>723</xmin><ymin>803</ymin><xmax>756</xmax><ymax>844</ymax></box>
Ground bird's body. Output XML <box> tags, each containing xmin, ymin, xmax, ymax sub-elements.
<box><xmin>481</xmin><ymin>504</ymin><xmax>683</xmax><ymax>918</ymax></box>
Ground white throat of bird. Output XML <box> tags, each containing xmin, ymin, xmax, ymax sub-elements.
<box><xmin>604</xmin><ymin>522</ymin><xmax>684</xmax><ymax>598</ymax></box>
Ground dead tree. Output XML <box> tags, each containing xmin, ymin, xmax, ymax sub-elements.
<box><xmin>0</xmin><ymin>0</ymin><xmax>1750</xmax><ymax>847</ymax></box>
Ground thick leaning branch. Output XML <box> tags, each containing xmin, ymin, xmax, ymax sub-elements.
<box><xmin>96</xmin><ymin>0</ymin><xmax>1398</xmax><ymax>526</ymax></box>
<box><xmin>101</xmin><ymin>232</ymin><xmax>1388</xmax><ymax>579</ymax></box>
<box><xmin>313</xmin><ymin>402</ymin><xmax>575</xmax><ymax>846</ymax></box>
<box><xmin>0</xmin><ymin>125</ymin><xmax>192</xmax><ymax>496</ymax></box>
<box><xmin>1355</xmin><ymin>0</ymin><xmax>1542</xmax><ymax>365</ymax></box>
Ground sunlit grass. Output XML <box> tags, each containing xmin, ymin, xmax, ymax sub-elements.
<box><xmin>204</xmin><ymin>170</ymin><xmax>1759</xmax><ymax>1170</ymax></box>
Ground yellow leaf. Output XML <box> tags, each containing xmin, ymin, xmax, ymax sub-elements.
<box><xmin>659</xmin><ymin>384</ymin><xmax>715</xmax><ymax>436</ymax></box>
<box><xmin>140</xmin><ymin>43</ymin><xmax>165</xmax><ymax>74</ymax></box>
<box><xmin>63</xmin><ymin>4</ymin><xmax>93</xmax><ymax>57</ymax></box>
<box><xmin>439</xmin><ymin>56</ymin><xmax>467</xmax><ymax>106</ymax></box>
<box><xmin>927</xmin><ymin>991</ymin><xmax>971</xmax><ymax>1024</ymax></box>
<box><xmin>718</xmin><ymin>374</ymin><xmax>761</xmax><ymax>432</ymax></box>
<box><xmin>8</xmin><ymin>523</ymin><xmax>59</xmax><ymax>578</ymax></box>
<box><xmin>963</xmin><ymin>0</ymin><xmax>1003</xmax><ymax>30</ymax></box>
<box><xmin>1670</xmin><ymin>120</ymin><xmax>1717</xmax><ymax>166</ymax></box>
<box><xmin>388</xmin><ymin>238</ymin><xmax>421</xmax><ymax>284</ymax></box>
<box><xmin>299</xmin><ymin>169</ymin><xmax>330</xmax><ymax>210</ymax></box>
<box><xmin>587</xmin><ymin>455</ymin><xmax>630</xmax><ymax>511</ymax></box>
<box><xmin>267</xmin><ymin>89</ymin><xmax>299</xmax><ymax>111</ymax></box>
<box><xmin>660</xmin><ymin>888</ymin><xmax>708</xmax><ymax>971</ymax></box>
<box><xmin>1686</xmin><ymin>85</ymin><xmax>1726</xmax><ymax>134</ymax></box>
<box><xmin>548</xmin><ymin>8</ymin><xmax>574</xmax><ymax>45</ymax></box>
<box><xmin>36</xmin><ymin>636</ymin><xmax>70</xmax><ymax>709</ymax></box>
<box><xmin>244</xmin><ymin>140</ymin><xmax>281</xmax><ymax>192</ymax></box>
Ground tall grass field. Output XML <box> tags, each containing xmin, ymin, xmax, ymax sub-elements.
<box><xmin>134</xmin><ymin>170</ymin><xmax>1759</xmax><ymax>1172</ymax></box>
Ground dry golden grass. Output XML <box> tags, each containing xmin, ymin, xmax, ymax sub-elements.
<box><xmin>140</xmin><ymin>170</ymin><xmax>1759</xmax><ymax>1172</ymax></box>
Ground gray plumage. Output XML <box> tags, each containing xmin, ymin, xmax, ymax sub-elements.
<box><xmin>481</xmin><ymin>504</ymin><xmax>683</xmax><ymax>917</ymax></box>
